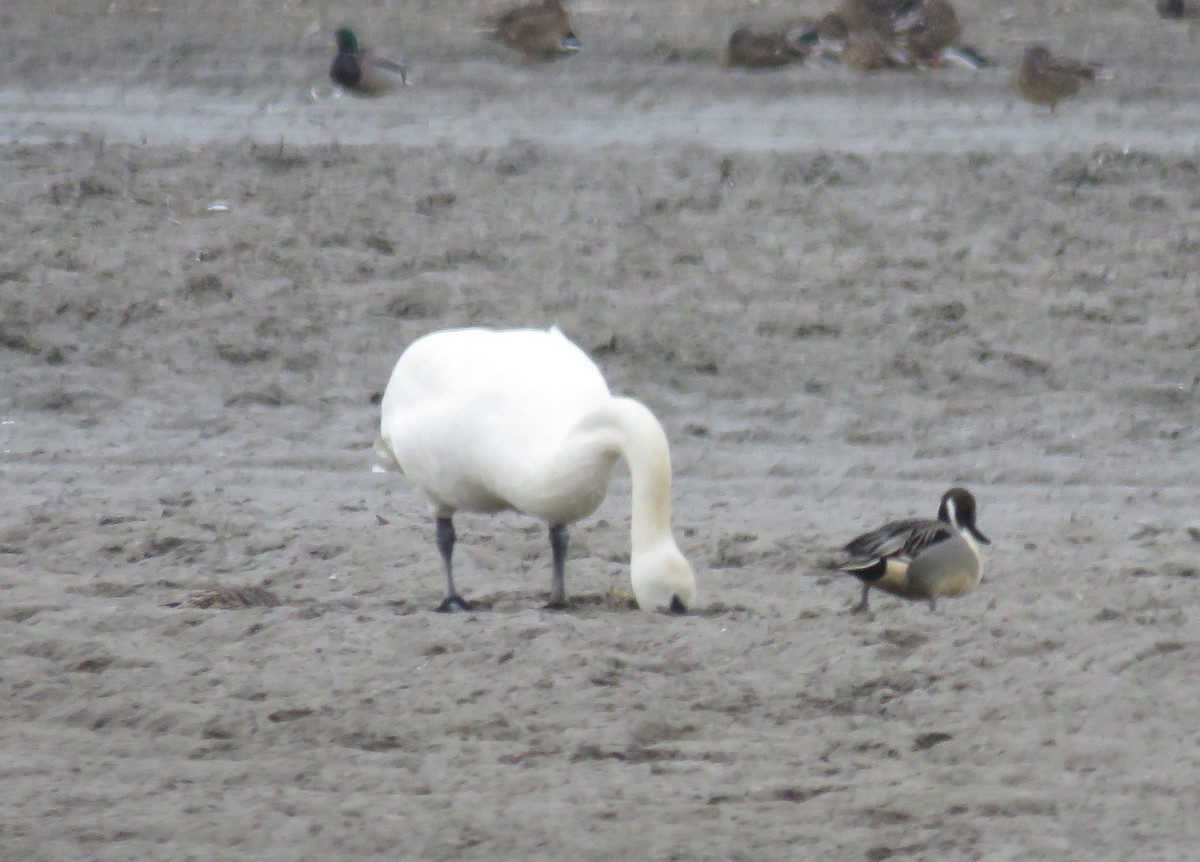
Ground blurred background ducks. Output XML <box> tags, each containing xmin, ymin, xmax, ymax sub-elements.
<box><xmin>483</xmin><ymin>0</ymin><xmax>582</xmax><ymax>64</ymax></box>
<box><xmin>894</xmin><ymin>0</ymin><xmax>991</xmax><ymax>68</ymax></box>
<box><xmin>789</xmin><ymin>2</ymin><xmax>914</xmax><ymax>69</ymax></box>
<box><xmin>329</xmin><ymin>28</ymin><xmax>408</xmax><ymax>96</ymax></box>
<box><xmin>753</xmin><ymin>0</ymin><xmax>988</xmax><ymax>72</ymax></box>
<box><xmin>1012</xmin><ymin>45</ymin><xmax>1101</xmax><ymax>114</ymax></box>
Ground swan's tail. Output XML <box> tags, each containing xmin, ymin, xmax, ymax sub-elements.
<box><xmin>373</xmin><ymin>436</ymin><xmax>403</xmax><ymax>473</ymax></box>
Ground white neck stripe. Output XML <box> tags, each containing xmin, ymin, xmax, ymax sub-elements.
<box><xmin>945</xmin><ymin>496</ymin><xmax>959</xmax><ymax>529</ymax></box>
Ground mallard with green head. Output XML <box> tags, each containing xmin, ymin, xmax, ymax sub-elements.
<box><xmin>330</xmin><ymin>28</ymin><xmax>409</xmax><ymax>96</ymax></box>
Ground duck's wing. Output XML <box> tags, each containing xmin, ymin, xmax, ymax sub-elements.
<box><xmin>841</xmin><ymin>517</ymin><xmax>954</xmax><ymax>563</ymax></box>
<box><xmin>896</xmin><ymin>519</ymin><xmax>956</xmax><ymax>558</ymax></box>
<box><xmin>366</xmin><ymin>53</ymin><xmax>408</xmax><ymax>76</ymax></box>
<box><xmin>359</xmin><ymin>48</ymin><xmax>409</xmax><ymax>89</ymax></box>
<box><xmin>941</xmin><ymin>44</ymin><xmax>992</xmax><ymax>69</ymax></box>
<box><xmin>1046</xmin><ymin>54</ymin><xmax>1098</xmax><ymax>81</ymax></box>
<box><xmin>892</xmin><ymin>2</ymin><xmax>926</xmax><ymax>34</ymax></box>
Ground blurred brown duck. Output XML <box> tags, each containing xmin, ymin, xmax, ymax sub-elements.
<box><xmin>840</xmin><ymin>31</ymin><xmax>914</xmax><ymax>71</ymax></box>
<box><xmin>895</xmin><ymin>0</ymin><xmax>992</xmax><ymax>69</ymax></box>
<box><xmin>722</xmin><ymin>25</ymin><xmax>810</xmax><ymax>69</ymax></box>
<box><xmin>1012</xmin><ymin>44</ymin><xmax>1098</xmax><ymax>114</ymax></box>
<box><xmin>329</xmin><ymin>28</ymin><xmax>408</xmax><ymax>96</ymax></box>
<box><xmin>838</xmin><ymin>0</ymin><xmax>919</xmax><ymax>38</ymax></box>
<box><xmin>484</xmin><ymin>0</ymin><xmax>581</xmax><ymax>63</ymax></box>
<box><xmin>895</xmin><ymin>0</ymin><xmax>961</xmax><ymax>65</ymax></box>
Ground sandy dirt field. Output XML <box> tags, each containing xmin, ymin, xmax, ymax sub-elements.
<box><xmin>2</xmin><ymin>0</ymin><xmax>1199</xmax><ymax>859</ymax></box>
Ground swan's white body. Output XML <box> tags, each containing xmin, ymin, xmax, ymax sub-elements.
<box><xmin>377</xmin><ymin>327</ymin><xmax>696</xmax><ymax>612</ymax></box>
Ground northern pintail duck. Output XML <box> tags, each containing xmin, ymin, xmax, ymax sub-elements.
<box><xmin>484</xmin><ymin>0</ymin><xmax>581</xmax><ymax>63</ymax></box>
<box><xmin>838</xmin><ymin>487</ymin><xmax>990</xmax><ymax>613</ymax></box>
<box><xmin>329</xmin><ymin>28</ymin><xmax>408</xmax><ymax>96</ymax></box>
<box><xmin>1012</xmin><ymin>44</ymin><xmax>1099</xmax><ymax>114</ymax></box>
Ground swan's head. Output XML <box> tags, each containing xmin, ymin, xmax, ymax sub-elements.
<box><xmin>630</xmin><ymin>541</ymin><xmax>696</xmax><ymax>614</ymax></box>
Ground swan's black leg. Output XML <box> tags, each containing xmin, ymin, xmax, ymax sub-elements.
<box><xmin>547</xmin><ymin>523</ymin><xmax>569</xmax><ymax>609</ymax></box>
<box><xmin>435</xmin><ymin>516</ymin><xmax>472</xmax><ymax>612</ymax></box>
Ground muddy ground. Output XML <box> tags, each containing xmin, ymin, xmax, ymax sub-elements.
<box><xmin>1</xmin><ymin>0</ymin><xmax>1199</xmax><ymax>859</ymax></box>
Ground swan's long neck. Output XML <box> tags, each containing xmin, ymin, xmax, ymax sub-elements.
<box><xmin>514</xmin><ymin>396</ymin><xmax>678</xmax><ymax>558</ymax></box>
<box><xmin>556</xmin><ymin>396</ymin><xmax>693</xmax><ymax>612</ymax></box>
<box><xmin>575</xmin><ymin>397</ymin><xmax>674</xmax><ymax>551</ymax></box>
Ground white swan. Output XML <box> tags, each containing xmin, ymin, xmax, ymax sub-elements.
<box><xmin>376</xmin><ymin>326</ymin><xmax>697</xmax><ymax>613</ymax></box>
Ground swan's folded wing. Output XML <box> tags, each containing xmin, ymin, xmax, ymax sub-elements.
<box><xmin>378</xmin><ymin>327</ymin><xmax>614</xmax><ymax>512</ymax></box>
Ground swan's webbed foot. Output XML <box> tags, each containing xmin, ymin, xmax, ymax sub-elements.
<box><xmin>436</xmin><ymin>595</ymin><xmax>473</xmax><ymax>613</ymax></box>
